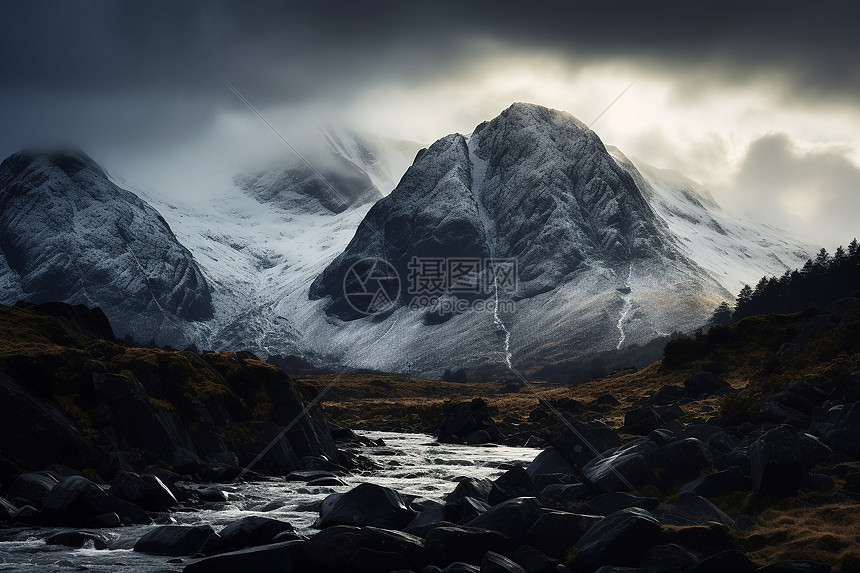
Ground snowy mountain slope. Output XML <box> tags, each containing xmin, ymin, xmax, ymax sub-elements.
<box><xmin>124</xmin><ymin>170</ymin><xmax>372</xmax><ymax>358</ymax></box>
<box><xmin>0</xmin><ymin>150</ymin><xmax>213</xmax><ymax>344</ymax></box>
<box><xmin>307</xmin><ymin>103</ymin><xmax>736</xmax><ymax>373</ymax></box>
<box><xmin>607</xmin><ymin>147</ymin><xmax>812</xmax><ymax>292</ymax></box>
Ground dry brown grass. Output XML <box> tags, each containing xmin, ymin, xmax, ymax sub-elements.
<box><xmin>734</xmin><ymin>503</ymin><xmax>860</xmax><ymax>571</ymax></box>
<box><xmin>297</xmin><ymin>363</ymin><xmax>731</xmax><ymax>433</ymax></box>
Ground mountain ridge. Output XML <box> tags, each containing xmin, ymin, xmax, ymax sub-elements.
<box><xmin>0</xmin><ymin>105</ymin><xmax>813</xmax><ymax>375</ymax></box>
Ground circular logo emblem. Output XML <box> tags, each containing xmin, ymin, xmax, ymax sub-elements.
<box><xmin>342</xmin><ymin>258</ymin><xmax>401</xmax><ymax>315</ymax></box>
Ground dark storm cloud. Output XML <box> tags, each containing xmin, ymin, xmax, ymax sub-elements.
<box><xmin>1</xmin><ymin>0</ymin><xmax>858</xmax><ymax>159</ymax></box>
<box><xmin>3</xmin><ymin>0</ymin><xmax>859</xmax><ymax>102</ymax></box>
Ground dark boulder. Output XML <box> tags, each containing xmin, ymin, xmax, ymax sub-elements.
<box><xmin>109</xmin><ymin>470</ymin><xmax>178</xmax><ymax>511</ymax></box>
<box><xmin>184</xmin><ymin>540</ymin><xmax>306</xmax><ymax>573</ymax></box>
<box><xmin>750</xmin><ymin>425</ymin><xmax>831</xmax><ymax>498</ymax></box>
<box><xmin>509</xmin><ymin>545</ymin><xmax>559</xmax><ymax>573</ymax></box>
<box><xmin>446</xmin><ymin>477</ymin><xmax>493</xmax><ymax>504</ymax></box>
<box><xmin>526</xmin><ymin>447</ymin><xmax>575</xmax><ymax>478</ymax></box>
<box><xmin>571</xmin><ymin>508</ymin><xmax>662</xmax><ymax>571</ymax></box>
<box><xmin>463</xmin><ymin>430</ymin><xmax>494</xmax><ymax>445</ymax></box>
<box><xmin>639</xmin><ymin>385</ymin><xmax>687</xmax><ymax>407</ymax></box>
<box><xmin>581</xmin><ymin>438</ymin><xmax>658</xmax><ymax>492</ymax></box>
<box><xmin>761</xmin><ymin>382</ymin><xmax>826</xmax><ymax>422</ymax></box>
<box><xmin>651</xmin><ymin>494</ymin><xmax>734</xmax><ymax>527</ymax></box>
<box><xmin>464</xmin><ymin>497</ymin><xmax>543</xmax><ymax>541</ymax></box>
<box><xmin>425</xmin><ymin>525</ymin><xmax>509</xmax><ymax>567</ymax></box>
<box><xmin>524</xmin><ymin>511</ymin><xmax>602</xmax><ymax>558</ymax></box>
<box><xmin>531</xmin><ymin>472</ymin><xmax>574</xmax><ymax>492</ymax></box>
<box><xmin>595</xmin><ymin>394</ymin><xmax>621</xmax><ymax>406</ymax></box>
<box><xmin>623</xmin><ymin>406</ymin><xmax>664</xmax><ymax>436</ymax></box>
<box><xmin>45</xmin><ymin>531</ymin><xmax>109</xmax><ymax>550</ymax></box>
<box><xmin>677</xmin><ymin>424</ymin><xmax>738</xmax><ymax>455</ymax></box>
<box><xmin>439</xmin><ymin>399</ymin><xmax>501</xmax><ymax>444</ymax></box>
<box><xmin>42</xmin><ymin>475</ymin><xmax>149</xmax><ymax>526</ymax></box>
<box><xmin>684</xmin><ymin>372</ymin><xmax>732</xmax><ymax>398</ymax></box>
<box><xmin>821</xmin><ymin>401</ymin><xmax>860</xmax><ymax>459</ymax></box>
<box><xmin>202</xmin><ymin>516</ymin><xmax>294</xmax><ymax>555</ymax></box>
<box><xmin>647</xmin><ymin>438</ymin><xmax>714</xmax><ymax>484</ymax></box>
<box><xmin>406</xmin><ymin>504</ymin><xmax>457</xmax><ymax>535</ymax></box>
<box><xmin>305</xmin><ymin>525</ymin><xmax>428</xmax><ymax>571</ymax></box>
<box><xmin>133</xmin><ymin>524</ymin><xmax>215</xmax><ymax>556</ymax></box>
<box><xmin>286</xmin><ymin>469</ymin><xmax>340</xmax><ymax>482</ymax></box>
<box><xmin>7</xmin><ymin>471</ymin><xmax>60</xmax><ymax>506</ymax></box>
<box><xmin>451</xmin><ymin>496</ymin><xmax>492</xmax><ymax>524</ymax></box>
<box><xmin>678</xmin><ymin>466</ymin><xmax>749</xmax><ymax>499</ymax></box>
<box><xmin>758</xmin><ymin>401</ymin><xmax>810</xmax><ymax>429</ymax></box>
<box><xmin>316</xmin><ymin>482</ymin><xmax>413</xmax><ymax>529</ymax></box>
<box><xmin>488</xmin><ymin>466</ymin><xmax>539</xmax><ymax>506</ymax></box>
<box><xmin>482</xmin><ymin>551</ymin><xmax>527</xmax><ymax>573</ymax></box>
<box><xmin>304</xmin><ymin>525</ymin><xmax>363</xmax><ymax>569</ymax></box>
<box><xmin>546</xmin><ymin>420</ymin><xmax>621</xmax><ymax>470</ymax></box>
<box><xmin>539</xmin><ymin>483</ymin><xmax>590</xmax><ymax>509</ymax></box>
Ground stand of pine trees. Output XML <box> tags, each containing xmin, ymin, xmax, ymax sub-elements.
<box><xmin>715</xmin><ymin>238</ymin><xmax>860</xmax><ymax>323</ymax></box>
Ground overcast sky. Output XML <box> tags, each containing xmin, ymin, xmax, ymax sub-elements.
<box><xmin>2</xmin><ymin>0</ymin><xmax>859</xmax><ymax>249</ymax></box>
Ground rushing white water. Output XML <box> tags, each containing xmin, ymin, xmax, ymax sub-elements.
<box><xmin>0</xmin><ymin>432</ymin><xmax>538</xmax><ymax>572</ymax></box>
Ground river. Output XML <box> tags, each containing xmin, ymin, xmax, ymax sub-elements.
<box><xmin>0</xmin><ymin>432</ymin><xmax>539</xmax><ymax>572</ymax></box>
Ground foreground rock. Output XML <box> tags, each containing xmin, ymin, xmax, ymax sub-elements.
<box><xmin>184</xmin><ymin>540</ymin><xmax>306</xmax><ymax>573</ymax></box>
<box><xmin>316</xmin><ymin>483</ymin><xmax>414</xmax><ymax>529</ymax></box>
<box><xmin>438</xmin><ymin>399</ymin><xmax>502</xmax><ymax>444</ymax></box>
<box><xmin>750</xmin><ymin>425</ymin><xmax>831</xmax><ymax>498</ymax></box>
<box><xmin>571</xmin><ymin>508</ymin><xmax>662</xmax><ymax>570</ymax></box>
<box><xmin>134</xmin><ymin>524</ymin><xmax>215</xmax><ymax>556</ymax></box>
<box><xmin>305</xmin><ymin>525</ymin><xmax>428</xmax><ymax>571</ymax></box>
<box><xmin>201</xmin><ymin>516</ymin><xmax>295</xmax><ymax>555</ymax></box>
<box><xmin>42</xmin><ymin>475</ymin><xmax>149</xmax><ymax>526</ymax></box>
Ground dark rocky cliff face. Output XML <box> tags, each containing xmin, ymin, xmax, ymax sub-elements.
<box><xmin>0</xmin><ymin>302</ymin><xmax>335</xmax><ymax>481</ymax></box>
<box><xmin>0</xmin><ymin>150</ymin><xmax>214</xmax><ymax>343</ymax></box>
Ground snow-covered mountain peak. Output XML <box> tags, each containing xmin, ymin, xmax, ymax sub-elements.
<box><xmin>0</xmin><ymin>149</ymin><xmax>214</xmax><ymax>344</ymax></box>
<box><xmin>306</xmin><ymin>104</ymin><xmax>734</xmax><ymax>372</ymax></box>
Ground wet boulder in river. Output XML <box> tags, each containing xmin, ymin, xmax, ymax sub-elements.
<box><xmin>316</xmin><ymin>482</ymin><xmax>414</xmax><ymax>530</ymax></box>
